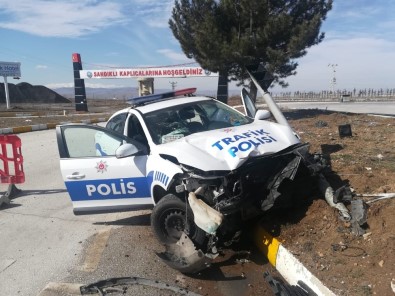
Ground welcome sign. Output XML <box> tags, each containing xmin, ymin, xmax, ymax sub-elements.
<box><xmin>0</xmin><ymin>61</ymin><xmax>21</xmax><ymax>77</ymax></box>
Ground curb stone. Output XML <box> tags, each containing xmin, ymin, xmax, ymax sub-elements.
<box><xmin>0</xmin><ymin>118</ymin><xmax>108</xmax><ymax>134</ymax></box>
<box><xmin>255</xmin><ymin>225</ymin><xmax>336</xmax><ymax>296</ymax></box>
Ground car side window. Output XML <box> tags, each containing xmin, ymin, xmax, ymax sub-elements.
<box><xmin>127</xmin><ymin>115</ymin><xmax>149</xmax><ymax>148</ymax></box>
<box><xmin>62</xmin><ymin>126</ymin><xmax>123</xmax><ymax>157</ymax></box>
<box><xmin>106</xmin><ymin>113</ymin><xmax>128</xmax><ymax>135</ymax></box>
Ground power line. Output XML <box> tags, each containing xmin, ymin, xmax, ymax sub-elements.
<box><xmin>81</xmin><ymin>61</ymin><xmax>199</xmax><ymax>69</ymax></box>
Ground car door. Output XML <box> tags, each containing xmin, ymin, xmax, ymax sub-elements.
<box><xmin>56</xmin><ymin>124</ymin><xmax>152</xmax><ymax>214</ymax></box>
<box><xmin>241</xmin><ymin>88</ymin><xmax>257</xmax><ymax>118</ymax></box>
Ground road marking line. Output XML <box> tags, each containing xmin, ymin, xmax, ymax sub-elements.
<box><xmin>0</xmin><ymin>259</ymin><xmax>16</xmax><ymax>273</ymax></box>
<box><xmin>79</xmin><ymin>228</ymin><xmax>111</xmax><ymax>272</ymax></box>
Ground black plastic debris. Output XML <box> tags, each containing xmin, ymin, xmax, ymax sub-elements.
<box><xmin>338</xmin><ymin>124</ymin><xmax>352</xmax><ymax>137</ymax></box>
<box><xmin>333</xmin><ymin>185</ymin><xmax>353</xmax><ymax>204</ymax></box>
<box><xmin>315</xmin><ymin>120</ymin><xmax>328</xmax><ymax>127</ymax></box>
<box><xmin>263</xmin><ymin>271</ymin><xmax>317</xmax><ymax>296</ymax></box>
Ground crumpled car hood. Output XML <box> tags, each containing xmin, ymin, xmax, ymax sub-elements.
<box><xmin>158</xmin><ymin>120</ymin><xmax>301</xmax><ymax>171</ymax></box>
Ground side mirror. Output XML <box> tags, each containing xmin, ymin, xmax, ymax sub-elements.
<box><xmin>115</xmin><ymin>143</ymin><xmax>141</xmax><ymax>158</ymax></box>
<box><xmin>255</xmin><ymin>109</ymin><xmax>271</xmax><ymax>120</ymax></box>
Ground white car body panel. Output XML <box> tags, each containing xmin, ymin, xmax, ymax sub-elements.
<box><xmin>157</xmin><ymin>120</ymin><xmax>300</xmax><ymax>171</ymax></box>
<box><xmin>59</xmin><ymin>156</ymin><xmax>153</xmax><ymax>210</ymax></box>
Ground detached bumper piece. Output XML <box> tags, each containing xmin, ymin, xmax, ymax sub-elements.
<box><xmin>157</xmin><ymin>233</ymin><xmax>216</xmax><ymax>274</ymax></box>
<box><xmin>80</xmin><ymin>276</ymin><xmax>201</xmax><ymax>295</ymax></box>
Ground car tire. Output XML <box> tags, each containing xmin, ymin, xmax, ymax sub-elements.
<box><xmin>151</xmin><ymin>194</ymin><xmax>207</xmax><ymax>248</ymax></box>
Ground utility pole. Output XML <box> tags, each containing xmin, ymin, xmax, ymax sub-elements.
<box><xmin>169</xmin><ymin>81</ymin><xmax>177</xmax><ymax>91</ymax></box>
<box><xmin>328</xmin><ymin>63</ymin><xmax>338</xmax><ymax>95</ymax></box>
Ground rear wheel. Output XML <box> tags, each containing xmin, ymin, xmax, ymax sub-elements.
<box><xmin>151</xmin><ymin>194</ymin><xmax>206</xmax><ymax>248</ymax></box>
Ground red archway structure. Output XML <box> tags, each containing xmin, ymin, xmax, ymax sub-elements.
<box><xmin>71</xmin><ymin>53</ymin><xmax>224</xmax><ymax>111</ymax></box>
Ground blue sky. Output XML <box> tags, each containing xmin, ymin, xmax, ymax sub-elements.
<box><xmin>1</xmin><ymin>0</ymin><xmax>395</xmax><ymax>92</ymax></box>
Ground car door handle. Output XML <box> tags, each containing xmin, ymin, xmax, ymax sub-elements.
<box><xmin>67</xmin><ymin>173</ymin><xmax>86</xmax><ymax>180</ymax></box>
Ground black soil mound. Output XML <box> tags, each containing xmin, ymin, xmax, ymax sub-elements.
<box><xmin>0</xmin><ymin>82</ymin><xmax>70</xmax><ymax>104</ymax></box>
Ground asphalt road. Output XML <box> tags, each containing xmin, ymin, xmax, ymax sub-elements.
<box><xmin>0</xmin><ymin>129</ymin><xmax>275</xmax><ymax>296</ymax></box>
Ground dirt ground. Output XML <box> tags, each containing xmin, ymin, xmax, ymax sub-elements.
<box><xmin>1</xmin><ymin>102</ymin><xmax>394</xmax><ymax>296</ymax></box>
<box><xmin>268</xmin><ymin>109</ymin><xmax>395</xmax><ymax>296</ymax></box>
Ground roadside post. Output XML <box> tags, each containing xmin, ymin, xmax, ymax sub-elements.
<box><xmin>0</xmin><ymin>135</ymin><xmax>24</xmax><ymax>207</ymax></box>
<box><xmin>0</xmin><ymin>61</ymin><xmax>21</xmax><ymax>110</ymax></box>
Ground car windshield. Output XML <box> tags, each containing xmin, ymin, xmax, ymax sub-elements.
<box><xmin>143</xmin><ymin>100</ymin><xmax>253</xmax><ymax>144</ymax></box>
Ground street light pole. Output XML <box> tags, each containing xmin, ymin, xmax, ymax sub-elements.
<box><xmin>169</xmin><ymin>81</ymin><xmax>177</xmax><ymax>91</ymax></box>
<box><xmin>3</xmin><ymin>76</ymin><xmax>10</xmax><ymax>109</ymax></box>
<box><xmin>328</xmin><ymin>64</ymin><xmax>338</xmax><ymax>96</ymax></box>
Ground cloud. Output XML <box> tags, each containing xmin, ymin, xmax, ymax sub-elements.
<box><xmin>156</xmin><ymin>49</ymin><xmax>192</xmax><ymax>63</ymax></box>
<box><xmin>45</xmin><ymin>82</ymin><xmax>74</xmax><ymax>88</ymax></box>
<box><xmin>129</xmin><ymin>0</ymin><xmax>173</xmax><ymax>28</ymax></box>
<box><xmin>0</xmin><ymin>0</ymin><xmax>126</xmax><ymax>37</ymax></box>
<box><xmin>274</xmin><ymin>37</ymin><xmax>395</xmax><ymax>91</ymax></box>
<box><xmin>35</xmin><ymin>65</ymin><xmax>48</xmax><ymax>69</ymax></box>
<box><xmin>325</xmin><ymin>1</ymin><xmax>395</xmax><ymax>42</ymax></box>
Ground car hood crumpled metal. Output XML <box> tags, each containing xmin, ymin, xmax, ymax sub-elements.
<box><xmin>158</xmin><ymin>120</ymin><xmax>301</xmax><ymax>171</ymax></box>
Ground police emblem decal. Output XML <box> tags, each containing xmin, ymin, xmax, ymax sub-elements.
<box><xmin>95</xmin><ymin>160</ymin><xmax>108</xmax><ymax>173</ymax></box>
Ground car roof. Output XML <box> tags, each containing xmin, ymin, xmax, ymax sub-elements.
<box><xmin>114</xmin><ymin>95</ymin><xmax>214</xmax><ymax>116</ymax></box>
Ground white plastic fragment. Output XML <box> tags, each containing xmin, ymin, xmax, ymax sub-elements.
<box><xmin>188</xmin><ymin>191</ymin><xmax>223</xmax><ymax>234</ymax></box>
<box><xmin>318</xmin><ymin>174</ymin><xmax>351</xmax><ymax>221</ymax></box>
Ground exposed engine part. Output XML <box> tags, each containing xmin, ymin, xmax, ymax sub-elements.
<box><xmin>175</xmin><ymin>183</ymin><xmax>185</xmax><ymax>193</ymax></box>
<box><xmin>157</xmin><ymin>233</ymin><xmax>217</xmax><ymax>274</ymax></box>
<box><xmin>184</xmin><ymin>177</ymin><xmax>202</xmax><ymax>192</ymax></box>
<box><xmin>318</xmin><ymin>174</ymin><xmax>351</xmax><ymax>221</ymax></box>
<box><xmin>223</xmin><ymin>230</ymin><xmax>242</xmax><ymax>247</ymax></box>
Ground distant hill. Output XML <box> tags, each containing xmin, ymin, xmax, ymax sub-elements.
<box><xmin>0</xmin><ymin>82</ymin><xmax>70</xmax><ymax>104</ymax></box>
<box><xmin>54</xmin><ymin>87</ymin><xmax>139</xmax><ymax>100</ymax></box>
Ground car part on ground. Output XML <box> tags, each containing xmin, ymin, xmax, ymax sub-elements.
<box><xmin>0</xmin><ymin>184</ymin><xmax>21</xmax><ymax>208</ymax></box>
<box><xmin>358</xmin><ymin>192</ymin><xmax>395</xmax><ymax>204</ymax></box>
<box><xmin>157</xmin><ymin>233</ymin><xmax>216</xmax><ymax>274</ymax></box>
<box><xmin>263</xmin><ymin>271</ymin><xmax>315</xmax><ymax>296</ymax></box>
<box><xmin>317</xmin><ymin>174</ymin><xmax>351</xmax><ymax>221</ymax></box>
<box><xmin>349</xmin><ymin>199</ymin><xmax>368</xmax><ymax>236</ymax></box>
<box><xmin>80</xmin><ymin>276</ymin><xmax>201</xmax><ymax>296</ymax></box>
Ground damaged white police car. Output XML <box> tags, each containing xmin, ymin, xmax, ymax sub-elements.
<box><xmin>56</xmin><ymin>72</ymin><xmax>334</xmax><ymax>273</ymax></box>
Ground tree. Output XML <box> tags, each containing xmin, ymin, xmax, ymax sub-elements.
<box><xmin>169</xmin><ymin>0</ymin><xmax>333</xmax><ymax>89</ymax></box>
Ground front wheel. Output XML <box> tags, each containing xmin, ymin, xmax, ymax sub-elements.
<box><xmin>151</xmin><ymin>194</ymin><xmax>206</xmax><ymax>248</ymax></box>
